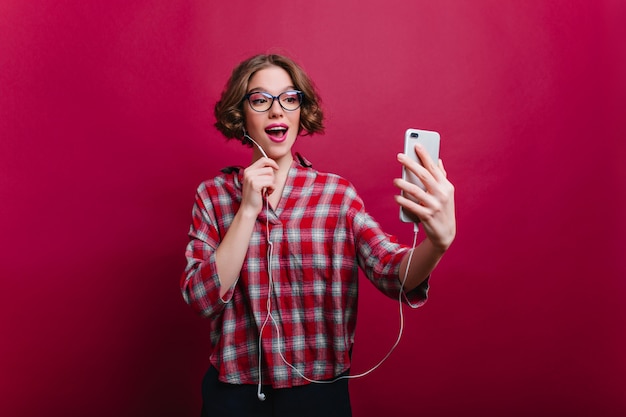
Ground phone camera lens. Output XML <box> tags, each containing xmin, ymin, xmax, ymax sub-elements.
<box><xmin>410</xmin><ymin>132</ymin><xmax>419</xmax><ymax>138</ymax></box>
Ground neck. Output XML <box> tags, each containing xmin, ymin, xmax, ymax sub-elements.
<box><xmin>275</xmin><ymin>152</ymin><xmax>294</xmax><ymax>174</ymax></box>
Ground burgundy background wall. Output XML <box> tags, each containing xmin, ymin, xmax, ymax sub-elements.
<box><xmin>1</xmin><ymin>1</ymin><xmax>625</xmax><ymax>416</ymax></box>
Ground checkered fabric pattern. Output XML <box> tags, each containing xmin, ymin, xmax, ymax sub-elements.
<box><xmin>181</xmin><ymin>156</ymin><xmax>429</xmax><ymax>388</ymax></box>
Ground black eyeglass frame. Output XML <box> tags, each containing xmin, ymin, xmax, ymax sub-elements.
<box><xmin>243</xmin><ymin>90</ymin><xmax>304</xmax><ymax>112</ymax></box>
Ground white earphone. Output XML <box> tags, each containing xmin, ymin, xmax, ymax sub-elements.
<box><xmin>243</xmin><ymin>128</ymin><xmax>269</xmax><ymax>159</ymax></box>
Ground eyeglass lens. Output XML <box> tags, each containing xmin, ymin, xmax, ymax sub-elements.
<box><xmin>247</xmin><ymin>91</ymin><xmax>302</xmax><ymax>112</ymax></box>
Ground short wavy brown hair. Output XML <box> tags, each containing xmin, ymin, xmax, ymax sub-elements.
<box><xmin>214</xmin><ymin>54</ymin><xmax>325</xmax><ymax>143</ymax></box>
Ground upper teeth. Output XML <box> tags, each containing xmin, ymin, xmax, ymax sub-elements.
<box><xmin>268</xmin><ymin>127</ymin><xmax>285</xmax><ymax>131</ymax></box>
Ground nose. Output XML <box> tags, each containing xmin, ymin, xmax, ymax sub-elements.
<box><xmin>267</xmin><ymin>98</ymin><xmax>284</xmax><ymax>117</ymax></box>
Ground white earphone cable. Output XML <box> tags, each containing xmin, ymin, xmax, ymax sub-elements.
<box><xmin>248</xmin><ymin>131</ymin><xmax>420</xmax><ymax>399</ymax></box>
<box><xmin>258</xmin><ymin>220</ymin><xmax>419</xmax><ymax>398</ymax></box>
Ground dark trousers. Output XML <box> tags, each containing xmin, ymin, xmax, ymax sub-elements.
<box><xmin>200</xmin><ymin>366</ymin><xmax>352</xmax><ymax>417</ymax></box>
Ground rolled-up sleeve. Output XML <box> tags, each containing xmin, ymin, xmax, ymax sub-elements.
<box><xmin>180</xmin><ymin>185</ymin><xmax>233</xmax><ymax>319</ymax></box>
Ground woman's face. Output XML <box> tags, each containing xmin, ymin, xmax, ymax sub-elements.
<box><xmin>243</xmin><ymin>65</ymin><xmax>301</xmax><ymax>163</ymax></box>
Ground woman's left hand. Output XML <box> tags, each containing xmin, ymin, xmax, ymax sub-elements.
<box><xmin>394</xmin><ymin>144</ymin><xmax>456</xmax><ymax>252</ymax></box>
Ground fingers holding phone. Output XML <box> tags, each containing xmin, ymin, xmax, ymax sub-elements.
<box><xmin>398</xmin><ymin>129</ymin><xmax>441</xmax><ymax>222</ymax></box>
<box><xmin>395</xmin><ymin>128</ymin><xmax>456</xmax><ymax>250</ymax></box>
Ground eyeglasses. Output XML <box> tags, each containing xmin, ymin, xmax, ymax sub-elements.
<box><xmin>243</xmin><ymin>90</ymin><xmax>303</xmax><ymax>112</ymax></box>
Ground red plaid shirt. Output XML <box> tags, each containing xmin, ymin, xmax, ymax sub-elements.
<box><xmin>181</xmin><ymin>156</ymin><xmax>429</xmax><ymax>388</ymax></box>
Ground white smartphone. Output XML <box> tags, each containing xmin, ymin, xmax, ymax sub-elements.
<box><xmin>400</xmin><ymin>128</ymin><xmax>441</xmax><ymax>223</ymax></box>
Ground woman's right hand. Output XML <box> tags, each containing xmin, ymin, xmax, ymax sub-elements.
<box><xmin>214</xmin><ymin>156</ymin><xmax>279</xmax><ymax>299</ymax></box>
<box><xmin>240</xmin><ymin>157</ymin><xmax>279</xmax><ymax>217</ymax></box>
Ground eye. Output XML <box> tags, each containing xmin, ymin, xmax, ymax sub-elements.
<box><xmin>249</xmin><ymin>93</ymin><xmax>269</xmax><ymax>105</ymax></box>
<box><xmin>281</xmin><ymin>92</ymin><xmax>299</xmax><ymax>104</ymax></box>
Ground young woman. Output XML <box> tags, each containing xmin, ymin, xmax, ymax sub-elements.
<box><xmin>181</xmin><ymin>54</ymin><xmax>456</xmax><ymax>417</ymax></box>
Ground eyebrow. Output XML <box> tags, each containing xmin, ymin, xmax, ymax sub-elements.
<box><xmin>247</xmin><ymin>86</ymin><xmax>297</xmax><ymax>94</ymax></box>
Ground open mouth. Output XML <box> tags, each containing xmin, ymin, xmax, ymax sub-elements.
<box><xmin>265</xmin><ymin>125</ymin><xmax>288</xmax><ymax>140</ymax></box>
